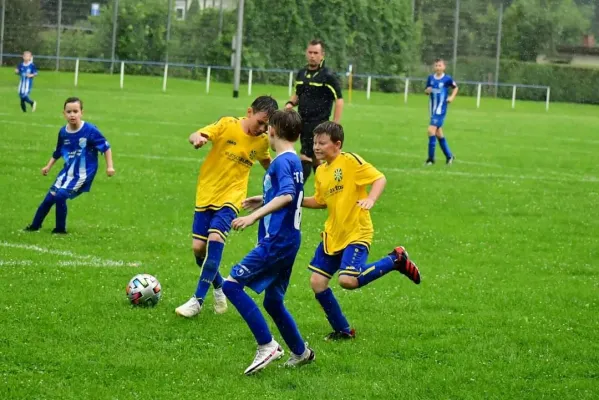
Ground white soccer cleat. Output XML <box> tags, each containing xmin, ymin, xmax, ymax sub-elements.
<box><xmin>213</xmin><ymin>287</ymin><xmax>228</xmax><ymax>314</ymax></box>
<box><xmin>175</xmin><ymin>296</ymin><xmax>202</xmax><ymax>318</ymax></box>
<box><xmin>32</xmin><ymin>101</ymin><xmax>37</xmax><ymax>112</ymax></box>
<box><xmin>284</xmin><ymin>344</ymin><xmax>315</xmax><ymax>367</ymax></box>
<box><xmin>244</xmin><ymin>340</ymin><xmax>284</xmax><ymax>375</ymax></box>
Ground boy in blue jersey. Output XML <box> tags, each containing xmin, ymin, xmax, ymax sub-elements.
<box><xmin>424</xmin><ymin>59</ymin><xmax>458</xmax><ymax>165</ymax></box>
<box><xmin>24</xmin><ymin>97</ymin><xmax>115</xmax><ymax>234</ymax></box>
<box><xmin>222</xmin><ymin>109</ymin><xmax>315</xmax><ymax>375</ymax></box>
<box><xmin>15</xmin><ymin>51</ymin><xmax>38</xmax><ymax>113</ymax></box>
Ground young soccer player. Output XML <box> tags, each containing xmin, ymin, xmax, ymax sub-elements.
<box><xmin>24</xmin><ymin>97</ymin><xmax>115</xmax><ymax>234</ymax></box>
<box><xmin>223</xmin><ymin>109</ymin><xmax>314</xmax><ymax>375</ymax></box>
<box><xmin>175</xmin><ymin>96</ymin><xmax>278</xmax><ymax>318</ymax></box>
<box><xmin>303</xmin><ymin>121</ymin><xmax>421</xmax><ymax>340</ymax></box>
<box><xmin>424</xmin><ymin>58</ymin><xmax>458</xmax><ymax>165</ymax></box>
<box><xmin>15</xmin><ymin>51</ymin><xmax>38</xmax><ymax>113</ymax></box>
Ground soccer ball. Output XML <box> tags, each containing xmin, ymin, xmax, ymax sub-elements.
<box><xmin>126</xmin><ymin>274</ymin><xmax>162</xmax><ymax>306</ymax></box>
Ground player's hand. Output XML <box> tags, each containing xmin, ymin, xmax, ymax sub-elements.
<box><xmin>424</xmin><ymin>87</ymin><xmax>432</xmax><ymax>94</ymax></box>
<box><xmin>106</xmin><ymin>167</ymin><xmax>116</xmax><ymax>177</ymax></box>
<box><xmin>26</xmin><ymin>74</ymin><xmax>35</xmax><ymax>78</ymax></box>
<box><xmin>285</xmin><ymin>103</ymin><xmax>294</xmax><ymax>110</ymax></box>
<box><xmin>189</xmin><ymin>133</ymin><xmax>208</xmax><ymax>149</ymax></box>
<box><xmin>41</xmin><ymin>166</ymin><xmax>51</xmax><ymax>176</ymax></box>
<box><xmin>242</xmin><ymin>196</ymin><xmax>263</xmax><ymax>212</ymax></box>
<box><xmin>357</xmin><ymin>198</ymin><xmax>375</xmax><ymax>210</ymax></box>
<box><xmin>447</xmin><ymin>97</ymin><xmax>455</xmax><ymax>104</ymax></box>
<box><xmin>232</xmin><ymin>215</ymin><xmax>257</xmax><ymax>231</ymax></box>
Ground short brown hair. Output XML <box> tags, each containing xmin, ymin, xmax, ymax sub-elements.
<box><xmin>313</xmin><ymin>121</ymin><xmax>344</xmax><ymax>148</ymax></box>
<box><xmin>308</xmin><ymin>39</ymin><xmax>325</xmax><ymax>51</ymax></box>
<box><xmin>269</xmin><ymin>110</ymin><xmax>302</xmax><ymax>142</ymax></box>
<box><xmin>64</xmin><ymin>97</ymin><xmax>83</xmax><ymax>110</ymax></box>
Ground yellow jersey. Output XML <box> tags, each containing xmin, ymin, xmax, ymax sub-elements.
<box><xmin>313</xmin><ymin>152</ymin><xmax>385</xmax><ymax>255</ymax></box>
<box><xmin>195</xmin><ymin>117</ymin><xmax>270</xmax><ymax>212</ymax></box>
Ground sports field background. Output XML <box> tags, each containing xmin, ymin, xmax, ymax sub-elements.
<box><xmin>0</xmin><ymin>68</ymin><xmax>597</xmax><ymax>399</ymax></box>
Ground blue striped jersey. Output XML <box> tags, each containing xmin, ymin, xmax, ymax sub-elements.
<box><xmin>52</xmin><ymin>122</ymin><xmax>111</xmax><ymax>193</ymax></box>
<box><xmin>17</xmin><ymin>62</ymin><xmax>37</xmax><ymax>96</ymax></box>
<box><xmin>426</xmin><ymin>73</ymin><xmax>457</xmax><ymax>117</ymax></box>
<box><xmin>258</xmin><ymin>151</ymin><xmax>304</xmax><ymax>249</ymax></box>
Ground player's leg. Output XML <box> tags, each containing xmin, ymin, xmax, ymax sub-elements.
<box><xmin>337</xmin><ymin>244</ymin><xmax>370</xmax><ymax>290</ymax></box>
<box><xmin>25</xmin><ymin>190</ymin><xmax>57</xmax><ymax>231</ymax></box>
<box><xmin>52</xmin><ymin>189</ymin><xmax>74</xmax><ymax>234</ymax></box>
<box><xmin>308</xmin><ymin>243</ymin><xmax>355</xmax><ymax>340</ymax></box>
<box><xmin>355</xmin><ymin>246</ymin><xmax>421</xmax><ymax>287</ymax></box>
<box><xmin>225</xmin><ymin>248</ymin><xmax>283</xmax><ymax>375</ymax></box>
<box><xmin>426</xmin><ymin>120</ymin><xmax>438</xmax><ymax>165</ymax></box>
<box><xmin>19</xmin><ymin>96</ymin><xmax>27</xmax><ymax>112</ymax></box>
<box><xmin>435</xmin><ymin>126</ymin><xmax>454</xmax><ymax>165</ymax></box>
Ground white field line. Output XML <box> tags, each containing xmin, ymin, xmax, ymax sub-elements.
<box><xmin>0</xmin><ymin>242</ymin><xmax>141</xmax><ymax>267</ymax></box>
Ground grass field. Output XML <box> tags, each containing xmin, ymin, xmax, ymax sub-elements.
<box><xmin>1</xmin><ymin>67</ymin><xmax>598</xmax><ymax>399</ymax></box>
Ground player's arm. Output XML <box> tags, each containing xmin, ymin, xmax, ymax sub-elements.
<box><xmin>90</xmin><ymin>129</ymin><xmax>115</xmax><ymax>176</ymax></box>
<box><xmin>328</xmin><ymin>72</ymin><xmax>344</xmax><ymax>123</ymax></box>
<box><xmin>189</xmin><ymin>118</ymin><xmax>224</xmax><ymax>149</ymax></box>
<box><xmin>104</xmin><ymin>149</ymin><xmax>115</xmax><ymax>177</ymax></box>
<box><xmin>424</xmin><ymin>76</ymin><xmax>433</xmax><ymax>94</ymax></box>
<box><xmin>303</xmin><ymin>174</ymin><xmax>327</xmax><ymax>209</ymax></box>
<box><xmin>259</xmin><ymin>158</ymin><xmax>271</xmax><ymax>171</ymax></box>
<box><xmin>357</xmin><ymin>176</ymin><xmax>386</xmax><ymax>210</ymax></box>
<box><xmin>42</xmin><ymin>133</ymin><xmax>63</xmax><ymax>175</ymax></box>
<box><xmin>447</xmin><ymin>80</ymin><xmax>459</xmax><ymax>103</ymax></box>
<box><xmin>233</xmin><ymin>194</ymin><xmax>293</xmax><ymax>230</ymax></box>
<box><xmin>285</xmin><ymin>71</ymin><xmax>302</xmax><ymax>109</ymax></box>
<box><xmin>351</xmin><ymin>153</ymin><xmax>386</xmax><ymax>210</ymax></box>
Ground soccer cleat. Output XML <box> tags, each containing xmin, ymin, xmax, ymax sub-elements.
<box><xmin>175</xmin><ymin>296</ymin><xmax>202</xmax><ymax>318</ymax></box>
<box><xmin>324</xmin><ymin>328</ymin><xmax>356</xmax><ymax>341</ymax></box>
<box><xmin>284</xmin><ymin>344</ymin><xmax>315</xmax><ymax>367</ymax></box>
<box><xmin>446</xmin><ymin>156</ymin><xmax>455</xmax><ymax>165</ymax></box>
<box><xmin>32</xmin><ymin>101</ymin><xmax>37</xmax><ymax>112</ymax></box>
<box><xmin>51</xmin><ymin>228</ymin><xmax>67</xmax><ymax>235</ymax></box>
<box><xmin>213</xmin><ymin>287</ymin><xmax>228</xmax><ymax>314</ymax></box>
<box><xmin>424</xmin><ymin>158</ymin><xmax>435</xmax><ymax>166</ymax></box>
<box><xmin>24</xmin><ymin>225</ymin><xmax>40</xmax><ymax>232</ymax></box>
<box><xmin>244</xmin><ymin>340</ymin><xmax>284</xmax><ymax>375</ymax></box>
<box><xmin>390</xmin><ymin>246</ymin><xmax>421</xmax><ymax>284</ymax></box>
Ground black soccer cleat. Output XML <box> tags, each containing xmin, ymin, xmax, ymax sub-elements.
<box><xmin>390</xmin><ymin>246</ymin><xmax>421</xmax><ymax>284</ymax></box>
<box><xmin>424</xmin><ymin>158</ymin><xmax>435</xmax><ymax>166</ymax></box>
<box><xmin>324</xmin><ymin>328</ymin><xmax>356</xmax><ymax>341</ymax></box>
<box><xmin>446</xmin><ymin>156</ymin><xmax>455</xmax><ymax>165</ymax></box>
<box><xmin>51</xmin><ymin>228</ymin><xmax>68</xmax><ymax>235</ymax></box>
<box><xmin>23</xmin><ymin>225</ymin><xmax>40</xmax><ymax>232</ymax></box>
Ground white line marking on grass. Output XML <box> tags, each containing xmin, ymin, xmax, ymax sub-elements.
<box><xmin>0</xmin><ymin>260</ymin><xmax>34</xmax><ymax>266</ymax></box>
<box><xmin>0</xmin><ymin>242</ymin><xmax>141</xmax><ymax>267</ymax></box>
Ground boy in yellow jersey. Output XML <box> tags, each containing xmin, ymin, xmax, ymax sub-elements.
<box><xmin>176</xmin><ymin>96</ymin><xmax>278</xmax><ymax>318</ymax></box>
<box><xmin>302</xmin><ymin>121</ymin><xmax>421</xmax><ymax>340</ymax></box>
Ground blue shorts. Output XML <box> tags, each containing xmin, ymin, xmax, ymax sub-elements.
<box><xmin>308</xmin><ymin>242</ymin><xmax>369</xmax><ymax>279</ymax></box>
<box><xmin>192</xmin><ymin>207</ymin><xmax>237</xmax><ymax>242</ymax></box>
<box><xmin>429</xmin><ymin>115</ymin><xmax>446</xmax><ymax>128</ymax></box>
<box><xmin>50</xmin><ymin>187</ymin><xmax>82</xmax><ymax>200</ymax></box>
<box><xmin>230</xmin><ymin>243</ymin><xmax>299</xmax><ymax>295</ymax></box>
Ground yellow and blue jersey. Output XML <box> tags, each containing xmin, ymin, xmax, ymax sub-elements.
<box><xmin>51</xmin><ymin>122</ymin><xmax>111</xmax><ymax>194</ymax></box>
<box><xmin>195</xmin><ymin>117</ymin><xmax>270</xmax><ymax>213</ymax></box>
<box><xmin>313</xmin><ymin>152</ymin><xmax>384</xmax><ymax>255</ymax></box>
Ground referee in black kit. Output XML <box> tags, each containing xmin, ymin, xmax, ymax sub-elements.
<box><xmin>285</xmin><ymin>39</ymin><xmax>344</xmax><ymax>181</ymax></box>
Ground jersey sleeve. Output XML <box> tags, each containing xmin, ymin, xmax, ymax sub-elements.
<box><xmin>273</xmin><ymin>159</ymin><xmax>296</xmax><ymax>199</ymax></box>
<box><xmin>197</xmin><ymin>117</ymin><xmax>226</xmax><ymax>141</ymax></box>
<box><xmin>90</xmin><ymin>128</ymin><xmax>111</xmax><ymax>153</ymax></box>
<box><xmin>346</xmin><ymin>153</ymin><xmax>384</xmax><ymax>186</ymax></box>
<box><xmin>52</xmin><ymin>131</ymin><xmax>64</xmax><ymax>160</ymax></box>
<box><xmin>294</xmin><ymin>70</ymin><xmax>304</xmax><ymax>96</ymax></box>
<box><xmin>313</xmin><ymin>169</ymin><xmax>326</xmax><ymax>205</ymax></box>
<box><xmin>31</xmin><ymin>64</ymin><xmax>38</xmax><ymax>75</ymax></box>
<box><xmin>426</xmin><ymin>75</ymin><xmax>433</xmax><ymax>88</ymax></box>
<box><xmin>325</xmin><ymin>71</ymin><xmax>343</xmax><ymax>100</ymax></box>
<box><xmin>446</xmin><ymin>75</ymin><xmax>457</xmax><ymax>88</ymax></box>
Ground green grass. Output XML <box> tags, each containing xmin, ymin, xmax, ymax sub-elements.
<box><xmin>1</xmin><ymin>67</ymin><xmax>598</xmax><ymax>399</ymax></box>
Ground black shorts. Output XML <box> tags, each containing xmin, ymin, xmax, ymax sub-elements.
<box><xmin>300</xmin><ymin>119</ymin><xmax>327</xmax><ymax>158</ymax></box>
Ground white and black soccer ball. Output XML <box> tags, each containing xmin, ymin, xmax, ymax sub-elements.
<box><xmin>126</xmin><ymin>274</ymin><xmax>162</xmax><ymax>307</ymax></box>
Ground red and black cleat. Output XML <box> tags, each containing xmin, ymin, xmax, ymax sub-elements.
<box><xmin>324</xmin><ymin>328</ymin><xmax>356</xmax><ymax>341</ymax></box>
<box><xmin>390</xmin><ymin>246</ymin><xmax>421</xmax><ymax>284</ymax></box>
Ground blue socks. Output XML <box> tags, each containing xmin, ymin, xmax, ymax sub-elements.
<box><xmin>263</xmin><ymin>295</ymin><xmax>306</xmax><ymax>356</ymax></box>
<box><xmin>315</xmin><ymin>288</ymin><xmax>351</xmax><ymax>334</ymax></box>
<box><xmin>55</xmin><ymin>199</ymin><xmax>67</xmax><ymax>232</ymax></box>
<box><xmin>357</xmin><ymin>256</ymin><xmax>396</xmax><ymax>287</ymax></box>
<box><xmin>428</xmin><ymin>136</ymin><xmax>436</xmax><ymax>160</ymax></box>
<box><xmin>222</xmin><ymin>280</ymin><xmax>272</xmax><ymax>345</ymax></box>
<box><xmin>31</xmin><ymin>192</ymin><xmax>56</xmax><ymax>229</ymax></box>
<box><xmin>194</xmin><ymin>241</ymin><xmax>225</xmax><ymax>303</ymax></box>
<box><xmin>438</xmin><ymin>137</ymin><xmax>452</xmax><ymax>159</ymax></box>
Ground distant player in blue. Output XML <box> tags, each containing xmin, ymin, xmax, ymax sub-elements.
<box><xmin>425</xmin><ymin>58</ymin><xmax>458</xmax><ymax>165</ymax></box>
<box><xmin>25</xmin><ymin>97</ymin><xmax>115</xmax><ymax>234</ymax></box>
<box><xmin>222</xmin><ymin>109</ymin><xmax>315</xmax><ymax>375</ymax></box>
<box><xmin>15</xmin><ymin>51</ymin><xmax>38</xmax><ymax>113</ymax></box>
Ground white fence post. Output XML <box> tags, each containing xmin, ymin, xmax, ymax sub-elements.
<box><xmin>248</xmin><ymin>69</ymin><xmax>253</xmax><ymax>96</ymax></box>
<box><xmin>511</xmin><ymin>85</ymin><xmax>517</xmax><ymax>109</ymax></box>
<box><xmin>546</xmin><ymin>87</ymin><xmax>550</xmax><ymax>112</ymax></box>
<box><xmin>206</xmin><ymin>66</ymin><xmax>211</xmax><ymax>94</ymax></box>
<box><xmin>404</xmin><ymin>78</ymin><xmax>410</xmax><ymax>104</ymax></box>
<box><xmin>74</xmin><ymin>58</ymin><xmax>79</xmax><ymax>87</ymax></box>
<box><xmin>288</xmin><ymin>71</ymin><xmax>293</xmax><ymax>96</ymax></box>
<box><xmin>119</xmin><ymin>61</ymin><xmax>124</xmax><ymax>89</ymax></box>
<box><xmin>366</xmin><ymin>76</ymin><xmax>372</xmax><ymax>100</ymax></box>
<box><xmin>476</xmin><ymin>83</ymin><xmax>482</xmax><ymax>109</ymax></box>
<box><xmin>162</xmin><ymin>63</ymin><xmax>168</xmax><ymax>92</ymax></box>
